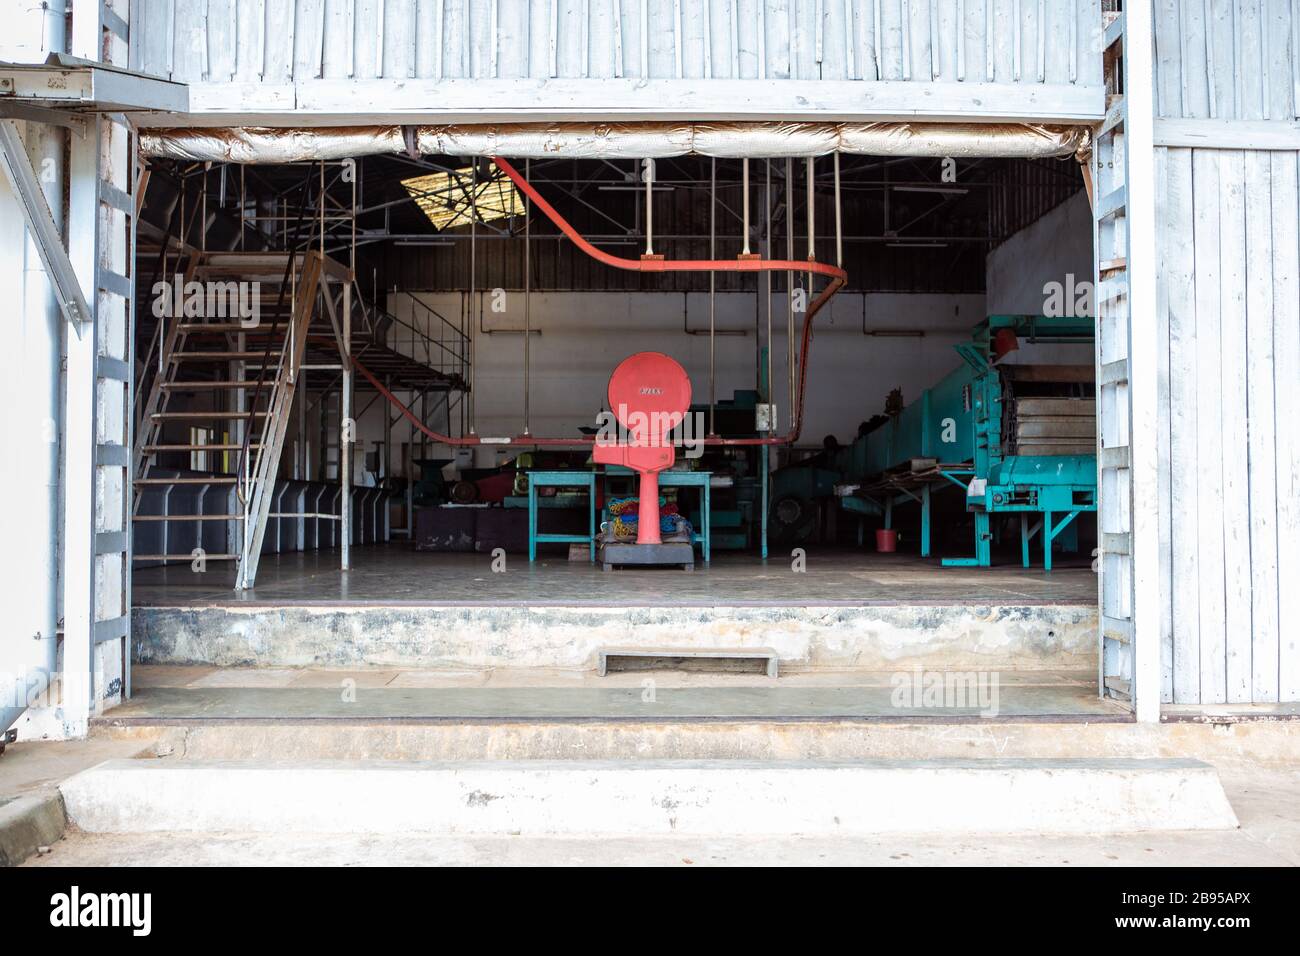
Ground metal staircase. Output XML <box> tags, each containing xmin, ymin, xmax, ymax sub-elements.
<box><xmin>131</xmin><ymin>245</ymin><xmax>470</xmax><ymax>589</ymax></box>
<box><xmin>130</xmin><ymin>155</ymin><xmax>473</xmax><ymax>590</ymax></box>
<box><xmin>131</xmin><ymin>249</ymin><xmax>333</xmax><ymax>585</ymax></box>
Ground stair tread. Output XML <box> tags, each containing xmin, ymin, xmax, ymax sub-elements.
<box><xmin>141</xmin><ymin>444</ymin><xmax>262</xmax><ymax>451</ymax></box>
<box><xmin>170</xmin><ymin>352</ymin><xmax>280</xmax><ymax>361</ymax></box>
<box><xmin>161</xmin><ymin>381</ymin><xmax>267</xmax><ymax>389</ymax></box>
<box><xmin>132</xmin><ymin>514</ymin><xmax>244</xmax><ymax>521</ymax></box>
<box><xmin>150</xmin><ymin>411</ymin><xmax>269</xmax><ymax>419</ymax></box>
<box><xmin>135</xmin><ymin>477</ymin><xmax>239</xmax><ymax>485</ymax></box>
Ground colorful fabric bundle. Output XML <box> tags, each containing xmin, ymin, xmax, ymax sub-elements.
<box><xmin>608</xmin><ymin>512</ymin><xmax>693</xmax><ymax>540</ymax></box>
<box><xmin>606</xmin><ymin>495</ymin><xmax>678</xmax><ymax>518</ymax></box>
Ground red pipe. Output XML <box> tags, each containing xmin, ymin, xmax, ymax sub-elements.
<box><xmin>353</xmin><ymin>158</ymin><xmax>848</xmax><ymax>448</ymax></box>
<box><xmin>492</xmin><ymin>157</ymin><xmax>848</xmax><ymax>284</ymax></box>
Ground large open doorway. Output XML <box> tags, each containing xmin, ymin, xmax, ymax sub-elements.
<box><xmin>122</xmin><ymin>146</ymin><xmax>1119</xmax><ymax>724</ymax></box>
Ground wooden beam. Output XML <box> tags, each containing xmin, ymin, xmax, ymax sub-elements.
<box><xmin>1153</xmin><ymin>119</ymin><xmax>1300</xmax><ymax>150</ymax></box>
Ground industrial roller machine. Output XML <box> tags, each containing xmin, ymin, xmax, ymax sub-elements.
<box><xmin>776</xmin><ymin>315</ymin><xmax>1098</xmax><ymax>568</ymax></box>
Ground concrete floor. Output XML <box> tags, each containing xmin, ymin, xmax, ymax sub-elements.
<box><xmin>7</xmin><ymin>711</ymin><xmax>1297</xmax><ymax>866</ymax></box>
<box><xmin>133</xmin><ymin>545</ymin><xmax>1097</xmax><ymax>607</ymax></box>
<box><xmin>99</xmin><ymin>665</ymin><xmax>1124</xmax><ymax>721</ymax></box>
<box><xmin>0</xmin><ymin>737</ymin><xmax>152</xmax><ymax>800</ymax></box>
<box><xmin>24</xmin><ymin>766</ymin><xmax>1300</xmax><ymax>866</ymax></box>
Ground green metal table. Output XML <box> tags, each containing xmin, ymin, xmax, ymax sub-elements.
<box><xmin>526</xmin><ymin>470</ymin><xmax>597</xmax><ymax>562</ymax></box>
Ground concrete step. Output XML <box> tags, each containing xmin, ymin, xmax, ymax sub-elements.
<box><xmin>59</xmin><ymin>758</ymin><xmax>1239</xmax><ymax>836</ymax></box>
<box><xmin>133</xmin><ymin>601</ymin><xmax>1100</xmax><ymax>672</ymax></box>
<box><xmin>0</xmin><ymin>792</ymin><xmax>67</xmax><ymax>866</ymax></box>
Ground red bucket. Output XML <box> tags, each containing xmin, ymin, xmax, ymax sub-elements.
<box><xmin>875</xmin><ymin>529</ymin><xmax>899</xmax><ymax>553</ymax></box>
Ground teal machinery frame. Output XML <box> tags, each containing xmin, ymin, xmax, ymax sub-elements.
<box><xmin>836</xmin><ymin>315</ymin><xmax>1097</xmax><ymax>569</ymax></box>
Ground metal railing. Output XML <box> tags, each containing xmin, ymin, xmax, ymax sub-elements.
<box><xmin>362</xmin><ymin>291</ymin><xmax>469</xmax><ymax>386</ymax></box>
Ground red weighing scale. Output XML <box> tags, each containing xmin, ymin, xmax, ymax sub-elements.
<box><xmin>593</xmin><ymin>352</ymin><xmax>696</xmax><ymax>570</ymax></box>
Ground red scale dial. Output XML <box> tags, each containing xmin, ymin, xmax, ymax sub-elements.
<box><xmin>593</xmin><ymin>352</ymin><xmax>692</xmax><ymax>545</ymax></box>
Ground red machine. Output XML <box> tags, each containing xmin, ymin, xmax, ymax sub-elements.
<box><xmin>592</xmin><ymin>352</ymin><xmax>692</xmax><ymax>546</ymax></box>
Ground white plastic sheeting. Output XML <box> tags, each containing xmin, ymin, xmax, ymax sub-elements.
<box><xmin>140</xmin><ymin>121</ymin><xmax>1091</xmax><ymax>163</ymax></box>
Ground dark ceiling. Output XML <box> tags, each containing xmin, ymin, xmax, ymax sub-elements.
<box><xmin>141</xmin><ymin>153</ymin><xmax>1085</xmax><ymax>297</ymax></box>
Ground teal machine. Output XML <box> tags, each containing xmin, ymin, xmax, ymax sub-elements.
<box><xmin>779</xmin><ymin>315</ymin><xmax>1097</xmax><ymax>568</ymax></box>
<box><xmin>682</xmin><ymin>389</ymin><xmax>767</xmax><ymax>553</ymax></box>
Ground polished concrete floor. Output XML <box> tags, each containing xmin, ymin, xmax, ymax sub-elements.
<box><xmin>98</xmin><ymin>665</ymin><xmax>1124</xmax><ymax>721</ymax></box>
<box><xmin>133</xmin><ymin>544</ymin><xmax>1097</xmax><ymax>608</ymax></box>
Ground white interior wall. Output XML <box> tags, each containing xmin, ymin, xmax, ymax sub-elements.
<box><xmin>985</xmin><ymin>190</ymin><xmax>1095</xmax><ymax>368</ymax></box>
<box><xmin>986</xmin><ymin>190</ymin><xmax>1094</xmax><ymax>315</ymax></box>
<box><xmin>381</xmin><ymin>290</ymin><xmax>986</xmax><ymax>469</ymax></box>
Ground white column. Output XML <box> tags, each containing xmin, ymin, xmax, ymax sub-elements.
<box><xmin>1122</xmin><ymin>1</ymin><xmax>1162</xmax><ymax>723</ymax></box>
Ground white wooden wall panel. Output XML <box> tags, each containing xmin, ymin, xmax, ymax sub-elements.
<box><xmin>264</xmin><ymin>0</ymin><xmax>297</xmax><ymax>82</ymax></box>
<box><xmin>208</xmin><ymin>0</ymin><xmax>240</xmax><ymax>81</ymax></box>
<box><xmin>126</xmin><ymin>0</ymin><xmax>1103</xmax><ymax>86</ymax></box>
<box><xmin>294</xmin><ymin>0</ymin><xmax>326</xmax><ymax>81</ymax></box>
<box><xmin>1156</xmin><ymin>146</ymin><xmax>1300</xmax><ymax>705</ymax></box>
<box><xmin>1245</xmin><ymin>151</ymin><xmax>1280</xmax><ymax>702</ymax></box>
<box><xmin>1154</xmin><ymin>0</ymin><xmax>1300</xmax><ymax>120</ymax></box>
<box><xmin>1274</xmin><ymin>151</ymin><xmax>1300</xmax><ymax>702</ymax></box>
<box><xmin>234</xmin><ymin>0</ymin><xmax>265</xmax><ymax>81</ymax></box>
<box><xmin>172</xmin><ymin>0</ymin><xmax>209</xmax><ymax>81</ymax></box>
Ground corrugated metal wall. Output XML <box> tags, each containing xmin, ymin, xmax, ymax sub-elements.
<box><xmin>129</xmin><ymin>0</ymin><xmax>1102</xmax><ymax>88</ymax></box>
<box><xmin>1154</xmin><ymin>148</ymin><xmax>1300</xmax><ymax>705</ymax></box>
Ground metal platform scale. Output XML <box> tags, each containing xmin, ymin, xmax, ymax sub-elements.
<box><xmin>593</xmin><ymin>352</ymin><xmax>696</xmax><ymax>571</ymax></box>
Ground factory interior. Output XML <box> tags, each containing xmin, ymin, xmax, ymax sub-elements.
<box><xmin>124</xmin><ymin>147</ymin><xmax>1111</xmax><ymax>720</ymax></box>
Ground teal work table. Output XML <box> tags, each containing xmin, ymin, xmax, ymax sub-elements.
<box><xmin>525</xmin><ymin>470</ymin><xmax>597</xmax><ymax>562</ymax></box>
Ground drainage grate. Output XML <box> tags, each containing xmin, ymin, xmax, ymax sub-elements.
<box><xmin>598</xmin><ymin>648</ymin><xmax>779</xmax><ymax>678</ymax></box>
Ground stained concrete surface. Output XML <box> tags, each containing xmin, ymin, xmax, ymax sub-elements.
<box><xmin>101</xmin><ymin>665</ymin><xmax>1122</xmax><ymax>720</ymax></box>
<box><xmin>0</xmin><ymin>737</ymin><xmax>154</xmax><ymax>799</ymax></box>
<box><xmin>133</xmin><ymin>545</ymin><xmax>1097</xmax><ymax>607</ymax></box>
<box><xmin>0</xmin><ymin>737</ymin><xmax>158</xmax><ymax>866</ymax></box>
<box><xmin>92</xmin><ymin>715</ymin><xmax>1300</xmax><ymax>764</ymax></box>
<box><xmin>133</xmin><ymin>602</ymin><xmax>1099</xmax><ymax>671</ymax></box>
<box><xmin>8</xmin><ymin>716</ymin><xmax>1299</xmax><ymax>865</ymax></box>
<box><xmin>24</xmin><ymin>766</ymin><xmax>1300</xmax><ymax>866</ymax></box>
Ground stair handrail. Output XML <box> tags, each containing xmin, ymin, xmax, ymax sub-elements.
<box><xmin>133</xmin><ymin>181</ymin><xmax>206</xmax><ymax>437</ymax></box>
<box><xmin>233</xmin><ymin>167</ymin><xmax>322</xmax><ymax>509</ymax></box>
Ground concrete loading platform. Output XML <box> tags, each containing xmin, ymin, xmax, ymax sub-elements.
<box><xmin>132</xmin><ymin>546</ymin><xmax>1100</xmax><ymax>688</ymax></box>
<box><xmin>104</xmin><ymin>665</ymin><xmax>1122</xmax><ymax>723</ymax></box>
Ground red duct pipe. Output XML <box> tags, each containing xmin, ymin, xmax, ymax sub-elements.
<box><xmin>355</xmin><ymin>157</ymin><xmax>848</xmax><ymax>448</ymax></box>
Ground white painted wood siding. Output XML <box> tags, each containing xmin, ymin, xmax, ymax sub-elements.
<box><xmin>126</xmin><ymin>0</ymin><xmax>1103</xmax><ymax>121</ymax></box>
<box><xmin>1153</xmin><ymin>0</ymin><xmax>1300</xmax><ymax>121</ymax></box>
<box><xmin>1155</xmin><ymin>146</ymin><xmax>1300</xmax><ymax>704</ymax></box>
